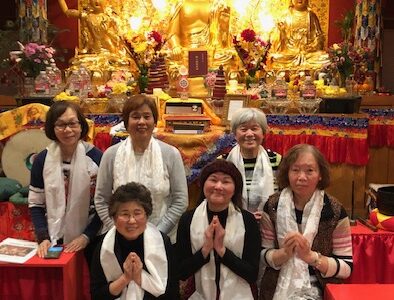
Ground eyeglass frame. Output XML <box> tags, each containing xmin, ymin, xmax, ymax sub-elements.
<box><xmin>116</xmin><ymin>211</ymin><xmax>146</xmax><ymax>222</ymax></box>
<box><xmin>54</xmin><ymin>120</ymin><xmax>81</xmax><ymax>131</ymax></box>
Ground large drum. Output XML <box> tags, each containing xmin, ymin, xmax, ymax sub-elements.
<box><xmin>2</xmin><ymin>129</ymin><xmax>51</xmax><ymax>186</ymax></box>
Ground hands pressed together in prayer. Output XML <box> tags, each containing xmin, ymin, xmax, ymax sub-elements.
<box><xmin>109</xmin><ymin>252</ymin><xmax>144</xmax><ymax>296</ymax></box>
<box><xmin>123</xmin><ymin>252</ymin><xmax>143</xmax><ymax>286</ymax></box>
<box><xmin>202</xmin><ymin>215</ymin><xmax>226</xmax><ymax>258</ymax></box>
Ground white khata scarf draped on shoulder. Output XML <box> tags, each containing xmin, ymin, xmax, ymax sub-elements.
<box><xmin>113</xmin><ymin>137</ymin><xmax>169</xmax><ymax>225</ymax></box>
<box><xmin>100</xmin><ymin>224</ymin><xmax>168</xmax><ymax>300</ymax></box>
<box><xmin>227</xmin><ymin>145</ymin><xmax>274</xmax><ymax>211</ymax></box>
<box><xmin>43</xmin><ymin>141</ymin><xmax>91</xmax><ymax>244</ymax></box>
<box><xmin>189</xmin><ymin>200</ymin><xmax>254</xmax><ymax>300</ymax></box>
<box><xmin>274</xmin><ymin>188</ymin><xmax>324</xmax><ymax>300</ymax></box>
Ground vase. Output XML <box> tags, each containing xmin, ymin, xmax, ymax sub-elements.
<box><xmin>246</xmin><ymin>74</ymin><xmax>259</xmax><ymax>89</ymax></box>
<box><xmin>20</xmin><ymin>76</ymin><xmax>35</xmax><ymax>97</ymax></box>
<box><xmin>338</xmin><ymin>72</ymin><xmax>347</xmax><ymax>88</ymax></box>
<box><xmin>138</xmin><ymin>74</ymin><xmax>148</xmax><ymax>93</ymax></box>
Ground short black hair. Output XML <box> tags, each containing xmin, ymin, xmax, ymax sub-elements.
<box><xmin>109</xmin><ymin>182</ymin><xmax>153</xmax><ymax>218</ymax></box>
<box><xmin>44</xmin><ymin>101</ymin><xmax>89</xmax><ymax>141</ymax></box>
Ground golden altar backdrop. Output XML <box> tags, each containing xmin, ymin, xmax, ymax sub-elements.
<box><xmin>73</xmin><ymin>0</ymin><xmax>329</xmax><ymax>56</ymax></box>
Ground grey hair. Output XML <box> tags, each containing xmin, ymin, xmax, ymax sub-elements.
<box><xmin>230</xmin><ymin>108</ymin><xmax>268</xmax><ymax>134</ymax></box>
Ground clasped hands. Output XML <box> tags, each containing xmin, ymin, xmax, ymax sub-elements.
<box><xmin>122</xmin><ymin>252</ymin><xmax>143</xmax><ymax>286</ymax></box>
<box><xmin>202</xmin><ymin>215</ymin><xmax>226</xmax><ymax>258</ymax></box>
<box><xmin>280</xmin><ymin>231</ymin><xmax>316</xmax><ymax>265</ymax></box>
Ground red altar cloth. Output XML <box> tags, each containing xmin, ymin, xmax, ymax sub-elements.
<box><xmin>347</xmin><ymin>221</ymin><xmax>394</xmax><ymax>284</ymax></box>
<box><xmin>325</xmin><ymin>284</ymin><xmax>394</xmax><ymax>300</ymax></box>
<box><xmin>0</xmin><ymin>251</ymin><xmax>90</xmax><ymax>300</ymax></box>
<box><xmin>0</xmin><ymin>202</ymin><xmax>35</xmax><ymax>242</ymax></box>
<box><xmin>264</xmin><ymin>134</ymin><xmax>369</xmax><ymax>166</ymax></box>
<box><xmin>368</xmin><ymin>124</ymin><xmax>394</xmax><ymax>148</ymax></box>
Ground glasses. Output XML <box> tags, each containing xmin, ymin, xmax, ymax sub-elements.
<box><xmin>117</xmin><ymin>211</ymin><xmax>146</xmax><ymax>222</ymax></box>
<box><xmin>54</xmin><ymin>120</ymin><xmax>81</xmax><ymax>131</ymax></box>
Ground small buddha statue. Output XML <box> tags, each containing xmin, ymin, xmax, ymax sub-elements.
<box><xmin>269</xmin><ymin>0</ymin><xmax>329</xmax><ymax>70</ymax></box>
<box><xmin>58</xmin><ymin>0</ymin><xmax>125</xmax><ymax>55</ymax></box>
<box><xmin>167</xmin><ymin>0</ymin><xmax>235</xmax><ymax>69</ymax></box>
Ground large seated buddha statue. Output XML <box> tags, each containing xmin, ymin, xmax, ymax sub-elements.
<box><xmin>268</xmin><ymin>0</ymin><xmax>329</xmax><ymax>70</ymax></box>
<box><xmin>167</xmin><ymin>0</ymin><xmax>236</xmax><ymax>95</ymax></box>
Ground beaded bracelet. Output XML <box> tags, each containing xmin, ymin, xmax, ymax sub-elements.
<box><xmin>310</xmin><ymin>251</ymin><xmax>322</xmax><ymax>269</ymax></box>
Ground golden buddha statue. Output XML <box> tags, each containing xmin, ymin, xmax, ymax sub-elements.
<box><xmin>269</xmin><ymin>0</ymin><xmax>329</xmax><ymax>70</ymax></box>
<box><xmin>168</xmin><ymin>0</ymin><xmax>235</xmax><ymax>68</ymax></box>
<box><xmin>58</xmin><ymin>0</ymin><xmax>133</xmax><ymax>84</ymax></box>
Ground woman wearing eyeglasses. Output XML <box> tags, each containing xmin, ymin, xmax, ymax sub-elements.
<box><xmin>90</xmin><ymin>182</ymin><xmax>178</xmax><ymax>299</ymax></box>
<box><xmin>94</xmin><ymin>94</ymin><xmax>188</xmax><ymax>242</ymax></box>
<box><xmin>28</xmin><ymin>101</ymin><xmax>103</xmax><ymax>258</ymax></box>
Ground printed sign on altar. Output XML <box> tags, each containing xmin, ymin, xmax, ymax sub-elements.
<box><xmin>188</xmin><ymin>50</ymin><xmax>208</xmax><ymax>76</ymax></box>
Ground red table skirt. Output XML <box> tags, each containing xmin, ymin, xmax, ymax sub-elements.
<box><xmin>0</xmin><ymin>252</ymin><xmax>91</xmax><ymax>300</ymax></box>
<box><xmin>346</xmin><ymin>222</ymin><xmax>394</xmax><ymax>283</ymax></box>
<box><xmin>368</xmin><ymin>124</ymin><xmax>394</xmax><ymax>148</ymax></box>
<box><xmin>325</xmin><ymin>284</ymin><xmax>394</xmax><ymax>300</ymax></box>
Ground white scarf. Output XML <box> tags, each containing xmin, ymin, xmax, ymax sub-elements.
<box><xmin>113</xmin><ymin>137</ymin><xmax>169</xmax><ymax>226</ymax></box>
<box><xmin>227</xmin><ymin>145</ymin><xmax>274</xmax><ymax>211</ymax></box>
<box><xmin>100</xmin><ymin>223</ymin><xmax>168</xmax><ymax>300</ymax></box>
<box><xmin>43</xmin><ymin>141</ymin><xmax>91</xmax><ymax>244</ymax></box>
<box><xmin>190</xmin><ymin>200</ymin><xmax>254</xmax><ymax>300</ymax></box>
<box><xmin>274</xmin><ymin>188</ymin><xmax>324</xmax><ymax>300</ymax></box>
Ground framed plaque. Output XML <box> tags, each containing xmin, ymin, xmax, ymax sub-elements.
<box><xmin>222</xmin><ymin>94</ymin><xmax>250</xmax><ymax>126</ymax></box>
<box><xmin>188</xmin><ymin>50</ymin><xmax>208</xmax><ymax>77</ymax></box>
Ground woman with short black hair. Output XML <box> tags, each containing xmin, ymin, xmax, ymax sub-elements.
<box><xmin>91</xmin><ymin>182</ymin><xmax>177</xmax><ymax>299</ymax></box>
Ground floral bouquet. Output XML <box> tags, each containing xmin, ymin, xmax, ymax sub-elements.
<box><xmin>1</xmin><ymin>42</ymin><xmax>55</xmax><ymax>96</ymax></box>
<box><xmin>11</xmin><ymin>42</ymin><xmax>55</xmax><ymax>78</ymax></box>
<box><xmin>124</xmin><ymin>30</ymin><xmax>166</xmax><ymax>92</ymax></box>
<box><xmin>233</xmin><ymin>29</ymin><xmax>271</xmax><ymax>87</ymax></box>
<box><xmin>326</xmin><ymin>42</ymin><xmax>373</xmax><ymax>84</ymax></box>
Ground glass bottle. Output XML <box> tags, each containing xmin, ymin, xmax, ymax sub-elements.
<box><xmin>78</xmin><ymin>65</ymin><xmax>92</xmax><ymax>98</ymax></box>
<box><xmin>34</xmin><ymin>71</ymin><xmax>50</xmax><ymax>95</ymax></box>
<box><xmin>67</xmin><ymin>70</ymin><xmax>83</xmax><ymax>96</ymax></box>
<box><xmin>272</xmin><ymin>76</ymin><xmax>288</xmax><ymax>99</ymax></box>
<box><xmin>46</xmin><ymin>66</ymin><xmax>57</xmax><ymax>93</ymax></box>
<box><xmin>345</xmin><ymin>74</ymin><xmax>357</xmax><ymax>96</ymax></box>
<box><xmin>301</xmin><ymin>76</ymin><xmax>317</xmax><ymax>99</ymax></box>
<box><xmin>50</xmin><ymin>63</ymin><xmax>62</xmax><ymax>86</ymax></box>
